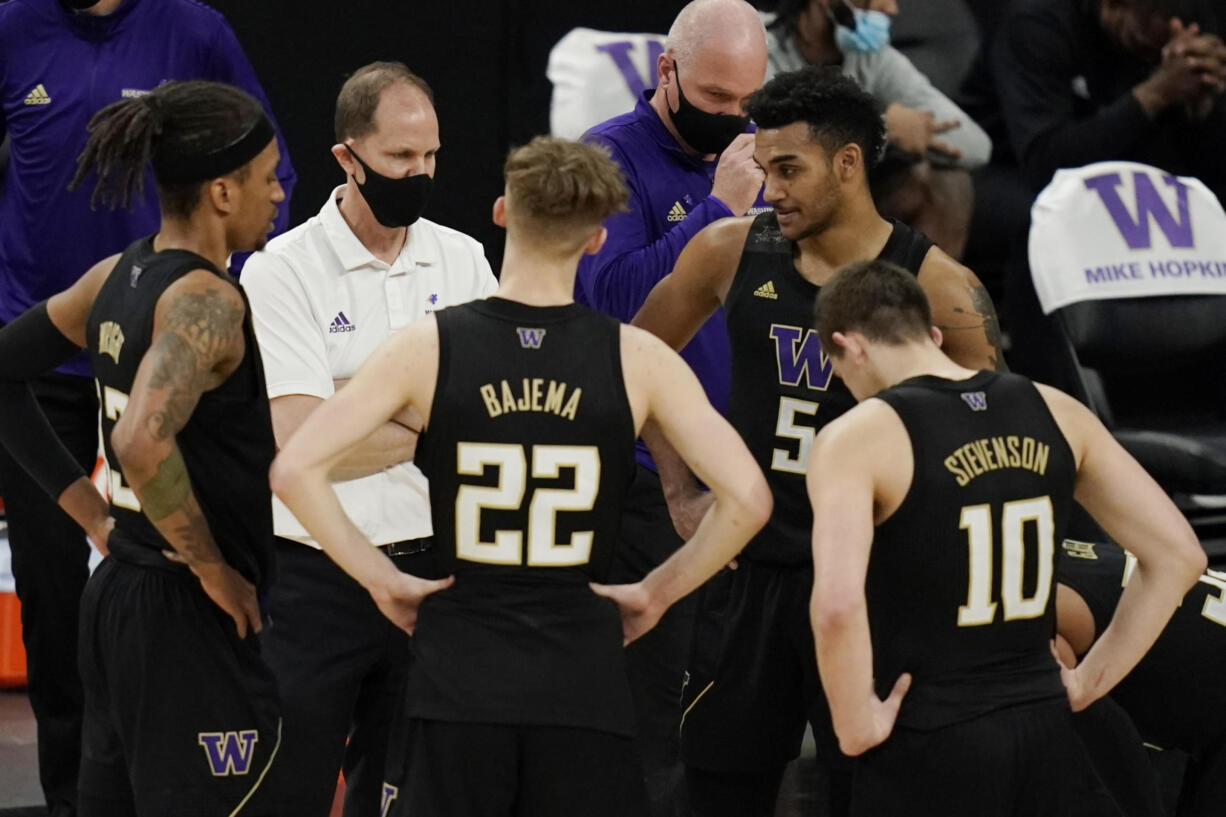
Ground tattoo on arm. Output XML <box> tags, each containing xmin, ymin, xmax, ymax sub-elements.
<box><xmin>145</xmin><ymin>287</ymin><xmax>245</xmax><ymax>441</ymax></box>
<box><xmin>138</xmin><ymin>445</ymin><xmax>192</xmax><ymax>521</ymax></box>
<box><xmin>942</xmin><ymin>282</ymin><xmax>1009</xmax><ymax>372</ymax></box>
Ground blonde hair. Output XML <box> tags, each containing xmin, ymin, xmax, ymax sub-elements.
<box><xmin>503</xmin><ymin>136</ymin><xmax>629</xmax><ymax>254</ymax></box>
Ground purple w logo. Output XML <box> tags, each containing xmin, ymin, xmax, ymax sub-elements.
<box><xmin>595</xmin><ymin>39</ymin><xmax>664</xmax><ymax>97</ymax></box>
<box><xmin>960</xmin><ymin>391</ymin><xmax>987</xmax><ymax>411</ymax></box>
<box><xmin>516</xmin><ymin>327</ymin><xmax>546</xmax><ymax>349</ymax></box>
<box><xmin>1083</xmin><ymin>171</ymin><xmax>1194</xmax><ymax>250</ymax></box>
<box><xmin>198</xmin><ymin>730</ymin><xmax>259</xmax><ymax>776</ymax></box>
<box><xmin>769</xmin><ymin>324</ymin><xmax>833</xmax><ymax>391</ymax></box>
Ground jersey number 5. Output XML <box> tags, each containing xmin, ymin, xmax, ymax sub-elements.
<box><xmin>455</xmin><ymin>443</ymin><xmax>600</xmax><ymax>566</ymax></box>
<box><xmin>958</xmin><ymin>497</ymin><xmax>1055</xmax><ymax>627</ymax></box>
<box><xmin>97</xmin><ymin>384</ymin><xmax>142</xmax><ymax>512</ymax></box>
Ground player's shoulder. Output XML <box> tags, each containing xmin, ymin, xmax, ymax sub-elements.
<box><xmin>917</xmin><ymin>244</ymin><xmax>977</xmax><ymax>289</ymax></box>
<box><xmin>818</xmin><ymin>396</ymin><xmax>900</xmax><ymax>446</ymax></box>
<box><xmin>694</xmin><ymin>214</ymin><xmax>757</xmax><ymax>252</ymax></box>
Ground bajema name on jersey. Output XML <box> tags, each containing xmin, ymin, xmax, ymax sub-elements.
<box><xmin>943</xmin><ymin>435</ymin><xmax>1051</xmax><ymax>487</ymax></box>
<box><xmin>479</xmin><ymin>378</ymin><xmax>582</xmax><ymax>421</ymax></box>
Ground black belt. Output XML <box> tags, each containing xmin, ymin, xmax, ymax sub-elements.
<box><xmin>377</xmin><ymin>537</ymin><xmax>433</xmax><ymax>557</ymax></box>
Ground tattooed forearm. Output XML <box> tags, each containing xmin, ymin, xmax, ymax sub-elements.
<box><xmin>144</xmin><ymin>287</ymin><xmax>245</xmax><ymax>441</ymax></box>
<box><xmin>165</xmin><ymin>499</ymin><xmax>223</xmax><ymax>566</ymax></box>
<box><xmin>137</xmin><ymin>444</ymin><xmax>192</xmax><ymax>521</ymax></box>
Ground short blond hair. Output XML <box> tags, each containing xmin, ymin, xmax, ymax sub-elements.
<box><xmin>503</xmin><ymin>136</ymin><xmax>629</xmax><ymax>254</ymax></box>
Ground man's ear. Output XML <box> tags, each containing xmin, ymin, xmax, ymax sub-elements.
<box><xmin>930</xmin><ymin>325</ymin><xmax>944</xmax><ymax>348</ymax></box>
<box><xmin>836</xmin><ymin>143</ymin><xmax>863</xmax><ymax>182</ymax></box>
<box><xmin>831</xmin><ymin>329</ymin><xmax>861</xmax><ymax>358</ymax></box>
<box><xmin>331</xmin><ymin>142</ymin><xmax>362</xmax><ymax>183</ymax></box>
<box><xmin>492</xmin><ymin>195</ymin><xmax>507</xmax><ymax>228</ymax></box>
<box><xmin>582</xmin><ymin>226</ymin><xmax>608</xmax><ymax>256</ymax></box>
<box><xmin>205</xmin><ymin>177</ymin><xmax>236</xmax><ymax>215</ymax></box>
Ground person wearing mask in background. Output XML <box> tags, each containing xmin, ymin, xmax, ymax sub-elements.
<box><xmin>0</xmin><ymin>2</ymin><xmax>294</xmax><ymax>814</ymax></box>
<box><xmin>763</xmin><ymin>0</ymin><xmax>991</xmax><ymax>260</ymax></box>
<box><xmin>571</xmin><ymin>1</ymin><xmax>768</xmax><ymax>813</ymax></box>
<box><xmin>241</xmin><ymin>62</ymin><xmax>496</xmax><ymax>817</ymax></box>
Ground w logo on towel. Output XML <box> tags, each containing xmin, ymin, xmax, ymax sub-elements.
<box><xmin>1084</xmin><ymin>171</ymin><xmax>1194</xmax><ymax>250</ymax></box>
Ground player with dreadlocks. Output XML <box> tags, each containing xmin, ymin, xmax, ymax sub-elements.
<box><xmin>0</xmin><ymin>79</ymin><xmax>284</xmax><ymax>816</ymax></box>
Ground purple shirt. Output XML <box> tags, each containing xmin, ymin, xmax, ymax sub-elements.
<box><xmin>577</xmin><ymin>93</ymin><xmax>763</xmax><ymax>472</ymax></box>
<box><xmin>0</xmin><ymin>0</ymin><xmax>296</xmax><ymax>375</ymax></box>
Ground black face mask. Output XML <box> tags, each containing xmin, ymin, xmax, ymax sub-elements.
<box><xmin>667</xmin><ymin>62</ymin><xmax>750</xmax><ymax>156</ymax></box>
<box><xmin>59</xmin><ymin>0</ymin><xmax>102</xmax><ymax>9</ymax></box>
<box><xmin>345</xmin><ymin>145</ymin><xmax>433</xmax><ymax>228</ymax></box>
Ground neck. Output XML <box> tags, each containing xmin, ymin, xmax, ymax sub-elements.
<box><xmin>796</xmin><ymin>193</ymin><xmax>892</xmax><ymax>269</ymax></box>
<box><xmin>647</xmin><ymin>87</ymin><xmax>708</xmax><ymax>159</ymax></box>
<box><xmin>152</xmin><ymin>214</ymin><xmax>231</xmax><ymax>272</ymax></box>
<box><xmin>793</xmin><ymin>7</ymin><xmax>841</xmax><ymax>65</ymax></box>
<box><xmin>338</xmin><ymin>183</ymin><xmax>407</xmax><ymax>264</ymax></box>
<box><xmin>873</xmin><ymin>341</ymin><xmax>975</xmax><ymax>392</ymax></box>
<box><xmin>495</xmin><ymin>242</ymin><xmax>582</xmax><ymax>306</ymax></box>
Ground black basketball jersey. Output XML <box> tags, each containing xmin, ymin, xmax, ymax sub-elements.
<box><xmin>1057</xmin><ymin>539</ymin><xmax>1226</xmax><ymax>754</ymax></box>
<box><xmin>86</xmin><ymin>237</ymin><xmax>275</xmax><ymax>589</ymax></box>
<box><xmin>726</xmin><ymin>211</ymin><xmax>932</xmax><ymax>565</ymax></box>
<box><xmin>412</xmin><ymin>297</ymin><xmax>638</xmax><ymax>736</ymax></box>
<box><xmin>869</xmin><ymin>371</ymin><xmax>1076</xmax><ymax>730</ymax></box>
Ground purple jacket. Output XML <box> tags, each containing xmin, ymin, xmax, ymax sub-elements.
<box><xmin>0</xmin><ymin>0</ymin><xmax>296</xmax><ymax>375</ymax></box>
<box><xmin>577</xmin><ymin>92</ymin><xmax>764</xmax><ymax>471</ymax></box>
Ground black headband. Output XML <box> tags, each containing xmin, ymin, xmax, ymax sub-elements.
<box><xmin>151</xmin><ymin>114</ymin><xmax>276</xmax><ymax>185</ymax></box>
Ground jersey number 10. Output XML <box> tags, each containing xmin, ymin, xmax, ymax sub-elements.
<box><xmin>455</xmin><ymin>442</ymin><xmax>600</xmax><ymax>567</ymax></box>
<box><xmin>958</xmin><ymin>497</ymin><xmax>1055</xmax><ymax>627</ymax></box>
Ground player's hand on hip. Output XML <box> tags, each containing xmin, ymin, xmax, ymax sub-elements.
<box><xmin>711</xmin><ymin>133</ymin><xmax>764</xmax><ymax>216</ymax></box>
<box><xmin>372</xmin><ymin>572</ymin><xmax>456</xmax><ymax>636</ymax></box>
<box><xmin>90</xmin><ymin>516</ymin><xmax>115</xmax><ymax>557</ymax></box>
<box><xmin>190</xmin><ymin>560</ymin><xmax>263</xmax><ymax>639</ymax></box>
<box><xmin>837</xmin><ymin>673</ymin><xmax>912</xmax><ymax>756</ymax></box>
<box><xmin>589</xmin><ymin>581</ymin><xmax>663</xmax><ymax>645</ymax></box>
<box><xmin>1051</xmin><ymin>640</ymin><xmax>1094</xmax><ymax>711</ymax></box>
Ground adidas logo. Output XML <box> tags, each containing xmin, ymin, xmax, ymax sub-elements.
<box><xmin>24</xmin><ymin>84</ymin><xmax>51</xmax><ymax>106</ymax></box>
<box><xmin>666</xmin><ymin>201</ymin><xmax>687</xmax><ymax>222</ymax></box>
<box><xmin>753</xmin><ymin>281</ymin><xmax>778</xmax><ymax>299</ymax></box>
<box><xmin>328</xmin><ymin>311</ymin><xmax>355</xmax><ymax>333</ymax></box>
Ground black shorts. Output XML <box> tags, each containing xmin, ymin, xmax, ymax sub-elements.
<box><xmin>385</xmin><ymin>719</ymin><xmax>647</xmax><ymax>817</ymax></box>
<box><xmin>78</xmin><ymin>557</ymin><xmax>281</xmax><ymax>816</ymax></box>
<box><xmin>850</xmin><ymin>699</ymin><xmax>1082</xmax><ymax>817</ymax></box>
<box><xmin>680</xmin><ymin>560</ymin><xmax>838</xmax><ymax>772</ymax></box>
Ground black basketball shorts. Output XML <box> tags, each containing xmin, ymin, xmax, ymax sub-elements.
<box><xmin>679</xmin><ymin>560</ymin><xmax>840</xmax><ymax>772</ymax></box>
<box><xmin>78</xmin><ymin>556</ymin><xmax>281</xmax><ymax>816</ymax></box>
<box><xmin>850</xmin><ymin>698</ymin><xmax>1082</xmax><ymax>817</ymax></box>
<box><xmin>383</xmin><ymin>719</ymin><xmax>647</xmax><ymax>817</ymax></box>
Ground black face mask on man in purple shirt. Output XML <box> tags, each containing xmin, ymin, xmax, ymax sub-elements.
<box><xmin>667</xmin><ymin>62</ymin><xmax>751</xmax><ymax>156</ymax></box>
<box><xmin>59</xmin><ymin>0</ymin><xmax>102</xmax><ymax>9</ymax></box>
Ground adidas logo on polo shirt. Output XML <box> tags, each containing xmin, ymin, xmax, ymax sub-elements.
<box><xmin>328</xmin><ymin>311</ymin><xmax>355</xmax><ymax>333</ymax></box>
<box><xmin>753</xmin><ymin>281</ymin><xmax>778</xmax><ymax>300</ymax></box>
<box><xmin>24</xmin><ymin>84</ymin><xmax>51</xmax><ymax>105</ymax></box>
<box><xmin>666</xmin><ymin>202</ymin><xmax>687</xmax><ymax>222</ymax></box>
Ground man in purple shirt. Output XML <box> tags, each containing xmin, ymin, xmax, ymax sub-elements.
<box><xmin>573</xmin><ymin>0</ymin><xmax>767</xmax><ymax>813</ymax></box>
<box><xmin>0</xmin><ymin>2</ymin><xmax>293</xmax><ymax>813</ymax></box>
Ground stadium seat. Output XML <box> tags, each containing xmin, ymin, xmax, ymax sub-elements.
<box><xmin>1029</xmin><ymin>161</ymin><xmax>1226</xmax><ymax>554</ymax></box>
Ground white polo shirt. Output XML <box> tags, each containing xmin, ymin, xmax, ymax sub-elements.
<box><xmin>242</xmin><ymin>186</ymin><xmax>498</xmax><ymax>547</ymax></box>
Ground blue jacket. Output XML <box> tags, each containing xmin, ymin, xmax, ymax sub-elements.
<box><xmin>0</xmin><ymin>0</ymin><xmax>296</xmax><ymax>375</ymax></box>
<box><xmin>577</xmin><ymin>92</ymin><xmax>764</xmax><ymax>471</ymax></box>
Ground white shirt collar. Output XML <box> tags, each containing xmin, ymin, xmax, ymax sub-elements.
<box><xmin>319</xmin><ymin>185</ymin><xmax>443</xmax><ymax>275</ymax></box>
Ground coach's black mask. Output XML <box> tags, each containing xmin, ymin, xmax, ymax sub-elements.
<box><xmin>345</xmin><ymin>145</ymin><xmax>433</xmax><ymax>228</ymax></box>
<box><xmin>668</xmin><ymin>62</ymin><xmax>750</xmax><ymax>156</ymax></box>
<box><xmin>60</xmin><ymin>0</ymin><xmax>103</xmax><ymax>9</ymax></box>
